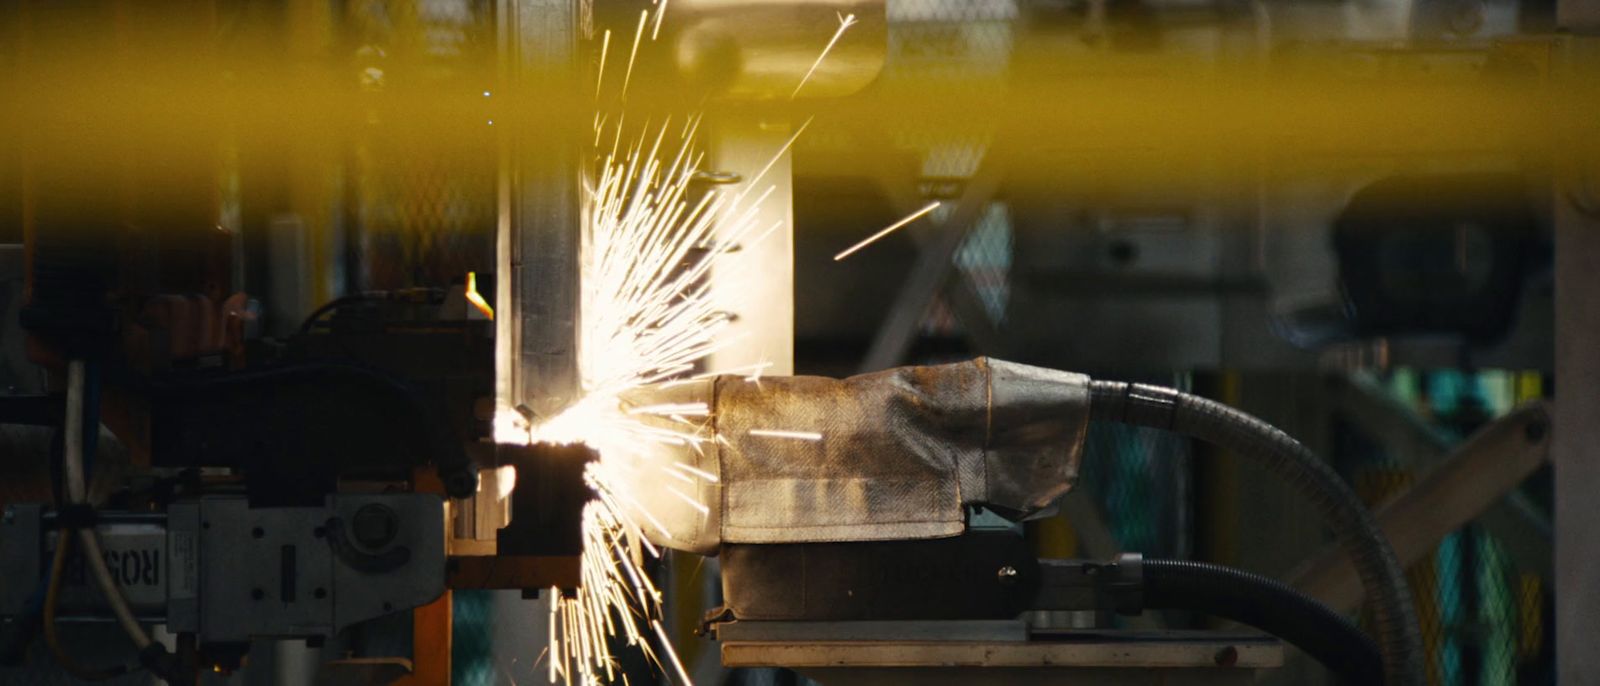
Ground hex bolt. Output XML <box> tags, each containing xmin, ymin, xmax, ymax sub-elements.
<box><xmin>351</xmin><ymin>504</ymin><xmax>399</xmax><ymax>550</ymax></box>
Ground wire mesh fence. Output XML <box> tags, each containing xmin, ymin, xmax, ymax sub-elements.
<box><xmin>1345</xmin><ymin>369</ymin><xmax>1552</xmax><ymax>686</ymax></box>
<box><xmin>345</xmin><ymin>0</ymin><xmax>498</xmax><ymax>293</ymax></box>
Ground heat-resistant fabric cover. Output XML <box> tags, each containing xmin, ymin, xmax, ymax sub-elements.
<box><xmin>620</xmin><ymin>358</ymin><xmax>1090</xmax><ymax>554</ymax></box>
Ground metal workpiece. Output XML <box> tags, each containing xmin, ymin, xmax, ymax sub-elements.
<box><xmin>668</xmin><ymin>0</ymin><xmax>887</xmax><ymax>99</ymax></box>
<box><xmin>620</xmin><ymin>358</ymin><xmax>1089</xmax><ymax>552</ymax></box>
<box><xmin>495</xmin><ymin>441</ymin><xmax>594</xmax><ymax>557</ymax></box>
<box><xmin>497</xmin><ymin>0</ymin><xmax>584</xmax><ymax>426</ymax></box>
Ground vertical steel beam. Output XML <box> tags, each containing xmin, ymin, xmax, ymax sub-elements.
<box><xmin>1554</xmin><ymin>177</ymin><xmax>1600</xmax><ymax>684</ymax></box>
<box><xmin>706</xmin><ymin>118</ymin><xmax>797</xmax><ymax>377</ymax></box>
<box><xmin>496</xmin><ymin>0</ymin><xmax>583</xmax><ymax>424</ymax></box>
<box><xmin>1553</xmin><ymin>0</ymin><xmax>1600</xmax><ymax>666</ymax></box>
<box><xmin>1553</xmin><ymin>56</ymin><xmax>1600</xmax><ymax>685</ymax></box>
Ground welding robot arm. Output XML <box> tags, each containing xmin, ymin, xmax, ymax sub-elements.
<box><xmin>622</xmin><ymin>357</ymin><xmax>1423</xmax><ymax>686</ymax></box>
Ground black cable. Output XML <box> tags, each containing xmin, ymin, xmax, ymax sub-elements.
<box><xmin>1141</xmin><ymin>558</ymin><xmax>1382</xmax><ymax>685</ymax></box>
<box><xmin>1087</xmin><ymin>380</ymin><xmax>1424</xmax><ymax>686</ymax></box>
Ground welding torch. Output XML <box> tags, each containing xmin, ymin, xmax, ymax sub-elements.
<box><xmin>617</xmin><ymin>357</ymin><xmax>1424</xmax><ymax>686</ymax></box>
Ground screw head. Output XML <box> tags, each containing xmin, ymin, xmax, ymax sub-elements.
<box><xmin>997</xmin><ymin>566</ymin><xmax>1019</xmax><ymax>585</ymax></box>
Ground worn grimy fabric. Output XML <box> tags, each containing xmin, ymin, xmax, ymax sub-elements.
<box><xmin>620</xmin><ymin>358</ymin><xmax>1091</xmax><ymax>555</ymax></box>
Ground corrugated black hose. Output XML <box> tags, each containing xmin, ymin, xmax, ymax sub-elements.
<box><xmin>1088</xmin><ymin>380</ymin><xmax>1424</xmax><ymax>686</ymax></box>
<box><xmin>1142</xmin><ymin>558</ymin><xmax>1382</xmax><ymax>684</ymax></box>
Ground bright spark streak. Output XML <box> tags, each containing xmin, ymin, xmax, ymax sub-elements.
<box><xmin>732</xmin><ymin>118</ymin><xmax>812</xmax><ymax>207</ymax></box>
<box><xmin>652</xmin><ymin>619</ymin><xmax>693</xmax><ymax>686</ymax></box>
<box><xmin>670</xmin><ymin>462</ymin><xmax>720</xmax><ymax>483</ymax></box>
<box><xmin>833</xmin><ymin>200</ymin><xmax>942</xmax><ymax>261</ymax></box>
<box><xmin>791</xmin><ymin>13</ymin><xmax>859</xmax><ymax>99</ymax></box>
<box><xmin>625</xmin><ymin>402</ymin><xmax>709</xmax><ymax>416</ymax></box>
<box><xmin>622</xmin><ymin>10</ymin><xmax>648</xmax><ymax>99</ymax></box>
<box><xmin>651</xmin><ymin>0</ymin><xmax>670</xmax><ymax>40</ymax></box>
<box><xmin>747</xmin><ymin>429</ymin><xmax>823</xmax><ymax>441</ymax></box>
<box><xmin>595</xmin><ymin>29</ymin><xmax>612</xmax><ymax>98</ymax></box>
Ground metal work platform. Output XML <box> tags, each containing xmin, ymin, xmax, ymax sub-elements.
<box><xmin>718</xmin><ymin>622</ymin><xmax>1283</xmax><ymax>686</ymax></box>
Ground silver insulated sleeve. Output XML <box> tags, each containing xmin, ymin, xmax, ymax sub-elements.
<box><xmin>618</xmin><ymin>358</ymin><xmax>1090</xmax><ymax>554</ymax></box>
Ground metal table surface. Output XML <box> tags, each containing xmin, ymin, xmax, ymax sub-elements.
<box><xmin>720</xmin><ymin>626</ymin><xmax>1283</xmax><ymax>686</ymax></box>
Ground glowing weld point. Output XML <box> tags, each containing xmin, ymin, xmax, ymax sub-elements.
<box><xmin>748</xmin><ymin>429</ymin><xmax>823</xmax><ymax>441</ymax></box>
<box><xmin>833</xmin><ymin>200</ymin><xmax>942</xmax><ymax>261</ymax></box>
<box><xmin>465</xmin><ymin>271</ymin><xmax>494</xmax><ymax>319</ymax></box>
<box><xmin>792</xmin><ymin>12</ymin><xmax>860</xmax><ymax>99</ymax></box>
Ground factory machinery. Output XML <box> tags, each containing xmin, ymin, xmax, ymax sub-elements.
<box><xmin>2</xmin><ymin>0</ymin><xmax>1592</xmax><ymax>684</ymax></box>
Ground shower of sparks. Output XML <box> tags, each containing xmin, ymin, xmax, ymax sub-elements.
<box><xmin>747</xmin><ymin>429</ymin><xmax>823</xmax><ymax>441</ymax></box>
<box><xmin>494</xmin><ymin>5</ymin><xmax>860</xmax><ymax>683</ymax></box>
<box><xmin>832</xmin><ymin>200</ymin><xmax>942</xmax><ymax>261</ymax></box>
<box><xmin>792</xmin><ymin>12</ymin><xmax>859</xmax><ymax>99</ymax></box>
<box><xmin>501</xmin><ymin>72</ymin><xmax>777</xmax><ymax>686</ymax></box>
